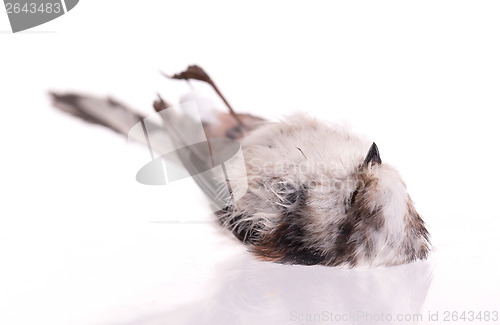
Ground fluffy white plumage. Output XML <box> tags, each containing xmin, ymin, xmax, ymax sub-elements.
<box><xmin>218</xmin><ymin>113</ymin><xmax>429</xmax><ymax>267</ymax></box>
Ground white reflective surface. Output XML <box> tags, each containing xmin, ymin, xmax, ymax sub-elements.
<box><xmin>1</xmin><ymin>2</ymin><xmax>500</xmax><ymax>325</ymax></box>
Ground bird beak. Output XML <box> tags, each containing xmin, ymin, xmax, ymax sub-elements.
<box><xmin>362</xmin><ymin>142</ymin><xmax>382</xmax><ymax>168</ymax></box>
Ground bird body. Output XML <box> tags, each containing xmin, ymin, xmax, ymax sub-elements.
<box><xmin>217</xmin><ymin>113</ymin><xmax>429</xmax><ymax>267</ymax></box>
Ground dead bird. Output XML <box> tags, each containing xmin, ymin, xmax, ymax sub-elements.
<box><xmin>51</xmin><ymin>65</ymin><xmax>430</xmax><ymax>268</ymax></box>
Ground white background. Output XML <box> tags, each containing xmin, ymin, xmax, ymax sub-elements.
<box><xmin>1</xmin><ymin>1</ymin><xmax>500</xmax><ymax>324</ymax></box>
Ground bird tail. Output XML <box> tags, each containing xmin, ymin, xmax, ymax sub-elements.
<box><xmin>50</xmin><ymin>93</ymin><xmax>147</xmax><ymax>135</ymax></box>
<box><xmin>49</xmin><ymin>92</ymin><xmax>175</xmax><ymax>154</ymax></box>
<box><xmin>50</xmin><ymin>65</ymin><xmax>264</xmax><ymax>211</ymax></box>
<box><xmin>50</xmin><ymin>91</ymin><xmax>248</xmax><ymax>210</ymax></box>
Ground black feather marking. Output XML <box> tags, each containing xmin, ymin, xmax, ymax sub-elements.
<box><xmin>252</xmin><ymin>185</ymin><xmax>328</xmax><ymax>266</ymax></box>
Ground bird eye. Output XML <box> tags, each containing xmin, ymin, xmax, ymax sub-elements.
<box><xmin>349</xmin><ymin>189</ymin><xmax>359</xmax><ymax>207</ymax></box>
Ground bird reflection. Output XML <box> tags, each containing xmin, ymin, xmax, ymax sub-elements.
<box><xmin>124</xmin><ymin>254</ymin><xmax>433</xmax><ymax>325</ymax></box>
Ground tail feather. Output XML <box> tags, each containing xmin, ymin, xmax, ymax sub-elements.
<box><xmin>50</xmin><ymin>92</ymin><xmax>149</xmax><ymax>135</ymax></box>
<box><xmin>50</xmin><ymin>91</ymin><xmax>240</xmax><ymax>210</ymax></box>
